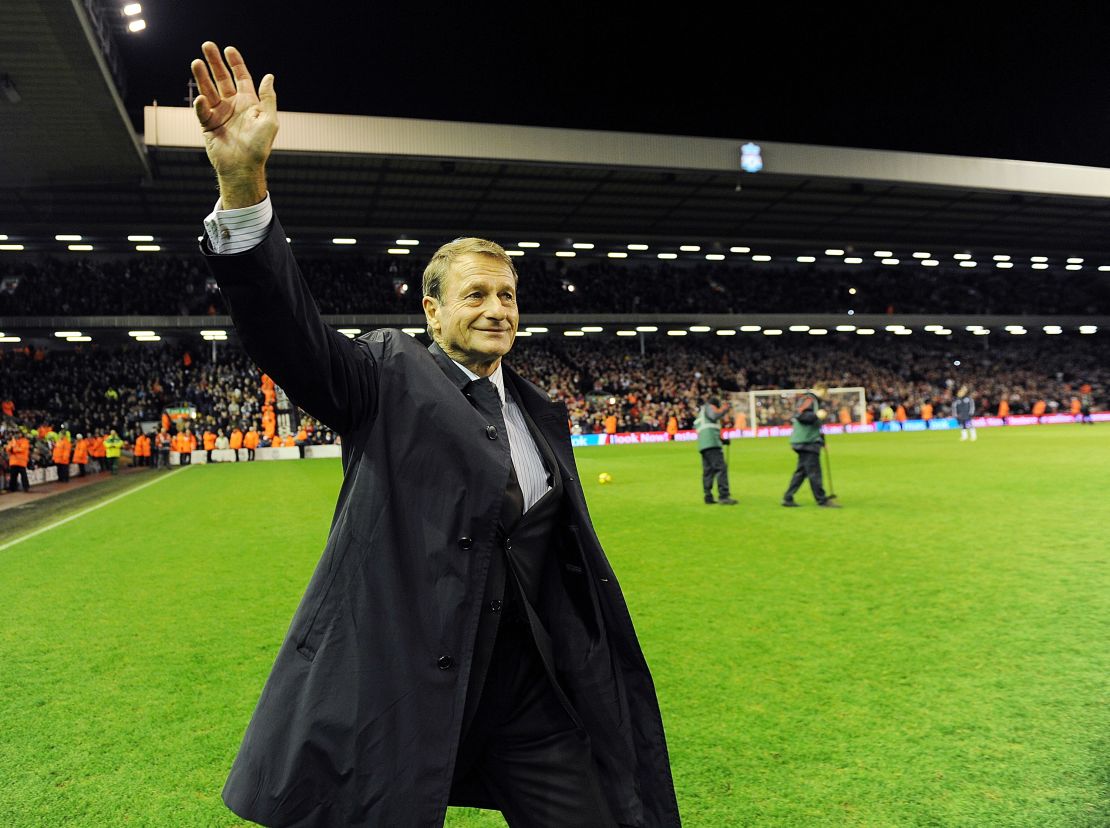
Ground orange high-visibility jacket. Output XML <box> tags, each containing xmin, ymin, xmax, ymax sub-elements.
<box><xmin>7</xmin><ymin>436</ymin><xmax>30</xmax><ymax>467</ymax></box>
<box><xmin>281</xmin><ymin>435</ymin><xmax>296</xmax><ymax>447</ymax></box>
<box><xmin>243</xmin><ymin>430</ymin><xmax>259</xmax><ymax>449</ymax></box>
<box><xmin>229</xmin><ymin>429</ymin><xmax>244</xmax><ymax>449</ymax></box>
<box><xmin>203</xmin><ymin>431</ymin><xmax>217</xmax><ymax>451</ymax></box>
<box><xmin>90</xmin><ymin>436</ymin><xmax>105</xmax><ymax>458</ymax></box>
<box><xmin>185</xmin><ymin>433</ymin><xmax>198</xmax><ymax>451</ymax></box>
<box><xmin>73</xmin><ymin>439</ymin><xmax>89</xmax><ymax>464</ymax></box>
<box><xmin>53</xmin><ymin>438</ymin><xmax>72</xmax><ymax>464</ymax></box>
<box><xmin>294</xmin><ymin>428</ymin><xmax>308</xmax><ymax>442</ymax></box>
<box><xmin>998</xmin><ymin>400</ymin><xmax>1010</xmax><ymax>417</ymax></box>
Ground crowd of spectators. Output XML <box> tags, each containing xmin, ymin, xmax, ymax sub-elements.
<box><xmin>3</xmin><ymin>253</ymin><xmax>1108</xmax><ymax>316</ymax></box>
<box><xmin>1</xmin><ymin>335</ymin><xmax>1104</xmax><ymax>477</ymax></box>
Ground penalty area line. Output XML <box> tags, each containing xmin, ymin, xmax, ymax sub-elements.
<box><xmin>0</xmin><ymin>467</ymin><xmax>187</xmax><ymax>553</ymax></box>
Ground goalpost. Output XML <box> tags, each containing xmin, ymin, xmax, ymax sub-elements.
<box><xmin>726</xmin><ymin>387</ymin><xmax>868</xmax><ymax>429</ymax></box>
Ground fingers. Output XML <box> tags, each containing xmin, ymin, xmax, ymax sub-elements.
<box><xmin>224</xmin><ymin>46</ymin><xmax>256</xmax><ymax>99</ymax></box>
<box><xmin>190</xmin><ymin>56</ymin><xmax>219</xmax><ymax>106</ymax></box>
<box><xmin>201</xmin><ymin>40</ymin><xmax>236</xmax><ymax>100</ymax></box>
<box><xmin>258</xmin><ymin>73</ymin><xmax>277</xmax><ymax>115</ymax></box>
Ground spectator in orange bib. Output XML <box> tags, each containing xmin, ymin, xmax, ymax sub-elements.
<box><xmin>895</xmin><ymin>404</ymin><xmax>908</xmax><ymax>422</ymax></box>
<box><xmin>73</xmin><ymin>434</ymin><xmax>90</xmax><ymax>476</ymax></box>
<box><xmin>155</xmin><ymin>429</ymin><xmax>172</xmax><ymax>468</ymax></box>
<box><xmin>229</xmin><ymin>427</ymin><xmax>243</xmax><ymax>461</ymax></box>
<box><xmin>6</xmin><ymin>431</ymin><xmax>31</xmax><ymax>492</ymax></box>
<box><xmin>604</xmin><ymin>413</ymin><xmax>617</xmax><ymax>435</ymax></box>
<box><xmin>1031</xmin><ymin>400</ymin><xmax>1047</xmax><ymax>417</ymax></box>
<box><xmin>89</xmin><ymin>434</ymin><xmax>106</xmax><ymax>473</ymax></box>
<box><xmin>53</xmin><ymin>432</ymin><xmax>73</xmax><ymax>483</ymax></box>
<box><xmin>998</xmin><ymin>399</ymin><xmax>1011</xmax><ymax>418</ymax></box>
<box><xmin>204</xmin><ymin>429</ymin><xmax>217</xmax><ymax>462</ymax></box>
<box><xmin>666</xmin><ymin>415</ymin><xmax>678</xmax><ymax>439</ymax></box>
<box><xmin>920</xmin><ymin>401</ymin><xmax>933</xmax><ymax>421</ymax></box>
<box><xmin>243</xmin><ymin>427</ymin><xmax>259</xmax><ymax>461</ymax></box>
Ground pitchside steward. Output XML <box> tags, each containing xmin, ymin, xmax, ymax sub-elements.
<box><xmin>190</xmin><ymin>43</ymin><xmax>679</xmax><ymax>828</ymax></box>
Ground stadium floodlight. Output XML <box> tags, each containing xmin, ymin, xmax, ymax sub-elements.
<box><xmin>616</xmin><ymin>330</ymin><xmax>637</xmax><ymax>336</ymax></box>
<box><xmin>1032</xmin><ymin>263</ymin><xmax>1049</xmax><ymax>270</ymax></box>
<box><xmin>1030</xmin><ymin>255</ymin><xmax>1048</xmax><ymax>262</ymax></box>
<box><xmin>1044</xmin><ymin>329</ymin><xmax>1062</xmax><ymax>335</ymax></box>
<box><xmin>127</xmin><ymin>234</ymin><xmax>154</xmax><ymax>242</ymax></box>
<box><xmin>136</xmin><ymin>245</ymin><xmax>161</xmax><ymax>252</ymax></box>
<box><xmin>518</xmin><ymin>242</ymin><xmax>540</xmax><ymax>248</ymax></box>
<box><xmin>885</xmin><ymin>325</ymin><xmax>905</xmax><ymax>331</ymax></box>
<box><xmin>1004</xmin><ymin>325</ymin><xmax>1024</xmax><ymax>331</ymax></box>
<box><xmin>666</xmin><ymin>330</ymin><xmax>687</xmax><ymax>336</ymax></box>
<box><xmin>401</xmin><ymin>328</ymin><xmax>424</xmax><ymax>335</ymax></box>
<box><xmin>716</xmin><ymin>329</ymin><xmax>736</xmax><ymax>336</ymax></box>
<box><xmin>953</xmin><ymin>253</ymin><xmax>972</xmax><ymax>260</ymax></box>
<box><xmin>679</xmin><ymin>245</ymin><xmax>701</xmax><ymax>252</ymax></box>
<box><xmin>572</xmin><ymin>243</ymin><xmax>594</xmax><ymax>250</ymax></box>
<box><xmin>54</xmin><ymin>331</ymin><xmax>82</xmax><ymax>337</ymax></box>
<box><xmin>993</xmin><ymin>254</ymin><xmax>1011</xmax><ymax>261</ymax></box>
<box><xmin>1067</xmin><ymin>257</ymin><xmax>1083</xmax><ymax>264</ymax></box>
<box><xmin>1099</xmin><ymin>266</ymin><xmax>1110</xmax><ymax>272</ymax></box>
<box><xmin>796</xmin><ymin>256</ymin><xmax>816</xmax><ymax>263</ymax></box>
<box><xmin>922</xmin><ymin>260</ymin><xmax>939</xmax><ymax>267</ymax></box>
<box><xmin>843</xmin><ymin>257</ymin><xmax>862</xmax><ymax>264</ymax></box>
<box><xmin>331</xmin><ymin>238</ymin><xmax>356</xmax><ymax>245</ymax></box>
<box><xmin>127</xmin><ymin>330</ymin><xmax>155</xmax><ymax>337</ymax></box>
<box><xmin>705</xmin><ymin>254</ymin><xmax>725</xmax><ymax>261</ymax></box>
<box><xmin>788</xmin><ymin>325</ymin><xmax>810</xmax><ymax>332</ymax></box>
<box><xmin>68</xmin><ymin>244</ymin><xmax>93</xmax><ymax>251</ymax></box>
<box><xmin>855</xmin><ymin>328</ymin><xmax>875</xmax><ymax>335</ymax></box>
<box><xmin>739</xmin><ymin>325</ymin><xmax>761</xmax><ymax>332</ymax></box>
<box><xmin>0</xmin><ymin>336</ymin><xmax>21</xmax><ymax>343</ymax></box>
<box><xmin>128</xmin><ymin>19</ymin><xmax>146</xmax><ymax>32</ymax></box>
<box><xmin>526</xmin><ymin>326</ymin><xmax>548</xmax><ymax>333</ymax></box>
<box><xmin>881</xmin><ymin>258</ymin><xmax>899</xmax><ymax>265</ymax></box>
<box><xmin>135</xmin><ymin>335</ymin><xmax>161</xmax><ymax>342</ymax></box>
<box><xmin>935</xmin><ymin>329</ymin><xmax>953</xmax><ymax>335</ymax></box>
<box><xmin>689</xmin><ymin>326</ymin><xmax>711</xmax><ymax>333</ymax></box>
<box><xmin>66</xmin><ymin>335</ymin><xmax>92</xmax><ymax>342</ymax></box>
<box><xmin>0</xmin><ymin>244</ymin><xmax>24</xmax><ymax>251</ymax></box>
<box><xmin>607</xmin><ymin>252</ymin><xmax>628</xmax><ymax>258</ymax></box>
<box><xmin>515</xmin><ymin>331</ymin><xmax>531</xmax><ymax>337</ymax></box>
<box><xmin>825</xmin><ymin>249</ymin><xmax>844</xmax><ymax>256</ymax></box>
<box><xmin>635</xmin><ymin>326</ymin><xmax>658</xmax><ymax>332</ymax></box>
<box><xmin>873</xmin><ymin>250</ymin><xmax>893</xmax><ymax>257</ymax></box>
<box><xmin>894</xmin><ymin>329</ymin><xmax>913</xmax><ymax>335</ymax></box>
<box><xmin>912</xmin><ymin>251</ymin><xmax>930</xmax><ymax>258</ymax></box>
<box><xmin>965</xmin><ymin>325</ymin><xmax>984</xmax><ymax>331</ymax></box>
<box><xmin>835</xmin><ymin>325</ymin><xmax>856</xmax><ymax>331</ymax></box>
<box><xmin>0</xmin><ymin>235</ymin><xmax>6</xmax><ymax>241</ymax></box>
<box><xmin>627</xmin><ymin>244</ymin><xmax>649</xmax><ymax>251</ymax></box>
<box><xmin>924</xmin><ymin>325</ymin><xmax>943</xmax><ymax>331</ymax></box>
<box><xmin>387</xmin><ymin>248</ymin><xmax>410</xmax><ymax>255</ymax></box>
<box><xmin>752</xmin><ymin>254</ymin><xmax>772</xmax><ymax>262</ymax></box>
<box><xmin>506</xmin><ymin>250</ymin><xmax>524</xmax><ymax>257</ymax></box>
<box><xmin>1079</xmin><ymin>325</ymin><xmax>1098</xmax><ymax>334</ymax></box>
<box><xmin>848</xmin><ymin>287</ymin><xmax>857</xmax><ymax>294</ymax></box>
<box><xmin>1042</xmin><ymin>325</ymin><xmax>1063</xmax><ymax>332</ymax></box>
<box><xmin>581</xmin><ymin>326</ymin><xmax>604</xmax><ymax>333</ymax></box>
<box><xmin>808</xmin><ymin>329</ymin><xmax>828</xmax><ymax>335</ymax></box>
<box><xmin>123</xmin><ymin>3</ymin><xmax>142</xmax><ymax>15</ymax></box>
<box><xmin>996</xmin><ymin>262</ymin><xmax>1013</xmax><ymax>269</ymax></box>
<box><xmin>395</xmin><ymin>239</ymin><xmax>419</xmax><ymax>246</ymax></box>
<box><xmin>729</xmin><ymin>246</ymin><xmax>751</xmax><ymax>253</ymax></box>
<box><xmin>762</xmin><ymin>329</ymin><xmax>783</xmax><ymax>336</ymax></box>
<box><xmin>55</xmin><ymin>234</ymin><xmax>81</xmax><ymax>241</ymax></box>
<box><xmin>973</xmin><ymin>329</ymin><xmax>990</xmax><ymax>336</ymax></box>
<box><xmin>563</xmin><ymin>330</ymin><xmax>584</xmax><ymax>337</ymax></box>
<box><xmin>555</xmin><ymin>251</ymin><xmax>575</xmax><ymax>258</ymax></box>
<box><xmin>657</xmin><ymin>253</ymin><xmax>677</xmax><ymax>259</ymax></box>
<box><xmin>200</xmin><ymin>329</ymin><xmax>227</xmax><ymax>336</ymax></box>
<box><xmin>1066</xmin><ymin>264</ymin><xmax>1082</xmax><ymax>271</ymax></box>
<box><xmin>959</xmin><ymin>261</ymin><xmax>977</xmax><ymax>268</ymax></box>
<box><xmin>1008</xmin><ymin>328</ymin><xmax>1027</xmax><ymax>335</ymax></box>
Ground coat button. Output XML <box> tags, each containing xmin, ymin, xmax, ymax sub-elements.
<box><xmin>486</xmin><ymin>425</ymin><xmax>497</xmax><ymax>440</ymax></box>
<box><xmin>488</xmin><ymin>600</ymin><xmax>502</xmax><ymax>613</ymax></box>
<box><xmin>458</xmin><ymin>537</ymin><xmax>473</xmax><ymax>550</ymax></box>
<box><xmin>437</xmin><ymin>655</ymin><xmax>455</xmax><ymax>670</ymax></box>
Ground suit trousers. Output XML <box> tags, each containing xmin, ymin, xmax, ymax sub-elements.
<box><xmin>784</xmin><ymin>445</ymin><xmax>828</xmax><ymax>503</ymax></box>
<box><xmin>700</xmin><ymin>447</ymin><xmax>730</xmax><ymax>499</ymax></box>
<box><xmin>453</xmin><ymin>611</ymin><xmax>618</xmax><ymax>828</ymax></box>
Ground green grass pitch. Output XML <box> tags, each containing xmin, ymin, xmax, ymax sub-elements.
<box><xmin>1</xmin><ymin>426</ymin><xmax>1107</xmax><ymax>827</ymax></box>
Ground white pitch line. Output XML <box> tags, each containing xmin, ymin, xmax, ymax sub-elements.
<box><xmin>0</xmin><ymin>468</ymin><xmax>186</xmax><ymax>553</ymax></box>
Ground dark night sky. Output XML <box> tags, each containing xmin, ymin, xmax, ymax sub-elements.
<box><xmin>115</xmin><ymin>4</ymin><xmax>1110</xmax><ymax>168</ymax></box>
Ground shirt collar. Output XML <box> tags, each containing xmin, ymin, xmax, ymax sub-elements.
<box><xmin>452</xmin><ymin>360</ymin><xmax>506</xmax><ymax>406</ymax></box>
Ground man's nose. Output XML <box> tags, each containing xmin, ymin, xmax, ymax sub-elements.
<box><xmin>482</xmin><ymin>296</ymin><xmax>507</xmax><ymax>319</ymax></box>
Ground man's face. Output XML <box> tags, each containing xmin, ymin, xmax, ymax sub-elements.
<box><xmin>423</xmin><ymin>253</ymin><xmax>519</xmax><ymax>374</ymax></box>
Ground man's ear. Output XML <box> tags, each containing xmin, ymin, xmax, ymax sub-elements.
<box><xmin>422</xmin><ymin>295</ymin><xmax>439</xmax><ymax>336</ymax></box>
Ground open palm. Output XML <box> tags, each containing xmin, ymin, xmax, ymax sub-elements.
<box><xmin>190</xmin><ymin>42</ymin><xmax>278</xmax><ymax>182</ymax></box>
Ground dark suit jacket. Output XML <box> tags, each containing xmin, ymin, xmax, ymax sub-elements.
<box><xmin>204</xmin><ymin>217</ymin><xmax>680</xmax><ymax>827</ymax></box>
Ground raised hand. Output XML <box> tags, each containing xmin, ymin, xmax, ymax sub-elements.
<box><xmin>190</xmin><ymin>42</ymin><xmax>278</xmax><ymax>209</ymax></box>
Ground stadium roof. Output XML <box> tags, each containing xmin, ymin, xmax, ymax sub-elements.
<box><xmin>4</xmin><ymin>1</ymin><xmax>1110</xmax><ymax>260</ymax></box>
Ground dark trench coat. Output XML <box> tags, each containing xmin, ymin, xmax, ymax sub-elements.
<box><xmin>204</xmin><ymin>218</ymin><xmax>680</xmax><ymax>827</ymax></box>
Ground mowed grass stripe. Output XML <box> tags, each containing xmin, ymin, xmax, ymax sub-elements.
<box><xmin>0</xmin><ymin>428</ymin><xmax>1107</xmax><ymax>827</ymax></box>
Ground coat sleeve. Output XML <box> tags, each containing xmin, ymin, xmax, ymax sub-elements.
<box><xmin>202</xmin><ymin>215</ymin><xmax>379</xmax><ymax>434</ymax></box>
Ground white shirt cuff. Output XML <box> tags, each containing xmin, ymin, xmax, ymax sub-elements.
<box><xmin>203</xmin><ymin>194</ymin><xmax>273</xmax><ymax>255</ymax></box>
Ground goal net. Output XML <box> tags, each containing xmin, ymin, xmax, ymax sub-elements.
<box><xmin>726</xmin><ymin>387</ymin><xmax>868</xmax><ymax>429</ymax></box>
